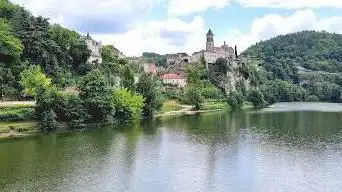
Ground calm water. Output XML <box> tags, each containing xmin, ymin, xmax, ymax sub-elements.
<box><xmin>0</xmin><ymin>103</ymin><xmax>342</xmax><ymax>192</ymax></box>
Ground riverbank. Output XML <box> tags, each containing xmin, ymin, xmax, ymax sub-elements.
<box><xmin>0</xmin><ymin>100</ymin><xmax>253</xmax><ymax>140</ymax></box>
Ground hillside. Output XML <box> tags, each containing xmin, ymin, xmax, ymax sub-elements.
<box><xmin>242</xmin><ymin>31</ymin><xmax>342</xmax><ymax>80</ymax></box>
<box><xmin>242</xmin><ymin>31</ymin><xmax>342</xmax><ymax>103</ymax></box>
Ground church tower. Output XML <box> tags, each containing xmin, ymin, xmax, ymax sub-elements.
<box><xmin>206</xmin><ymin>29</ymin><xmax>214</xmax><ymax>51</ymax></box>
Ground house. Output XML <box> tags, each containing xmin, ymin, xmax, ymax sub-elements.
<box><xmin>143</xmin><ymin>63</ymin><xmax>157</xmax><ymax>74</ymax></box>
<box><xmin>160</xmin><ymin>73</ymin><xmax>187</xmax><ymax>88</ymax></box>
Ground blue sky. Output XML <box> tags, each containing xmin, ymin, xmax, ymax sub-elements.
<box><xmin>10</xmin><ymin>0</ymin><xmax>342</xmax><ymax>56</ymax></box>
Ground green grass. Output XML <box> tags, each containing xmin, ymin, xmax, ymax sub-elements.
<box><xmin>0</xmin><ymin>107</ymin><xmax>36</xmax><ymax>122</ymax></box>
<box><xmin>160</xmin><ymin>100</ymin><xmax>183</xmax><ymax>113</ymax></box>
<box><xmin>201</xmin><ymin>101</ymin><xmax>229</xmax><ymax>110</ymax></box>
<box><xmin>201</xmin><ymin>101</ymin><xmax>254</xmax><ymax>111</ymax></box>
<box><xmin>0</xmin><ymin>121</ymin><xmax>38</xmax><ymax>134</ymax></box>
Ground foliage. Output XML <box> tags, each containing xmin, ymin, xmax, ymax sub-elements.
<box><xmin>112</xmin><ymin>88</ymin><xmax>145</xmax><ymax>122</ymax></box>
<box><xmin>248</xmin><ymin>89</ymin><xmax>266</xmax><ymax>108</ymax></box>
<box><xmin>79</xmin><ymin>69</ymin><xmax>113</xmax><ymax>122</ymax></box>
<box><xmin>19</xmin><ymin>65</ymin><xmax>52</xmax><ymax>97</ymax></box>
<box><xmin>0</xmin><ymin>107</ymin><xmax>35</xmax><ymax>121</ymax></box>
<box><xmin>184</xmin><ymin>85</ymin><xmax>204</xmax><ymax>110</ymax></box>
<box><xmin>242</xmin><ymin>31</ymin><xmax>342</xmax><ymax>103</ymax></box>
<box><xmin>65</xmin><ymin>94</ymin><xmax>89</xmax><ymax>129</ymax></box>
<box><xmin>142</xmin><ymin>52</ymin><xmax>167</xmax><ymax>67</ymax></box>
<box><xmin>0</xmin><ymin>18</ymin><xmax>23</xmax><ymax>63</ymax></box>
<box><xmin>260</xmin><ymin>80</ymin><xmax>307</xmax><ymax>104</ymax></box>
<box><xmin>35</xmin><ymin>86</ymin><xmax>58</xmax><ymax>131</ymax></box>
<box><xmin>136</xmin><ymin>73</ymin><xmax>161</xmax><ymax>117</ymax></box>
<box><xmin>227</xmin><ymin>92</ymin><xmax>244</xmax><ymax>110</ymax></box>
<box><xmin>120</xmin><ymin>65</ymin><xmax>135</xmax><ymax>91</ymax></box>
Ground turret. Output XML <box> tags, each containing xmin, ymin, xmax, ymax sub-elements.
<box><xmin>206</xmin><ymin>29</ymin><xmax>214</xmax><ymax>51</ymax></box>
<box><xmin>235</xmin><ymin>45</ymin><xmax>238</xmax><ymax>58</ymax></box>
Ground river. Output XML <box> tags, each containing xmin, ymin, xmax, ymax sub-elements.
<box><xmin>0</xmin><ymin>102</ymin><xmax>342</xmax><ymax>192</ymax></box>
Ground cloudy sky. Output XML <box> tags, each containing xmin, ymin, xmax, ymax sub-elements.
<box><xmin>10</xmin><ymin>0</ymin><xmax>342</xmax><ymax>56</ymax></box>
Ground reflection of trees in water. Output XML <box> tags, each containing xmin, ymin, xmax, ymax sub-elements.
<box><xmin>249</xmin><ymin>111</ymin><xmax>342</xmax><ymax>137</ymax></box>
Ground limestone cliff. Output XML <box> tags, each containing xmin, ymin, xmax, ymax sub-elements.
<box><xmin>208</xmin><ymin>58</ymin><xmax>254</xmax><ymax>96</ymax></box>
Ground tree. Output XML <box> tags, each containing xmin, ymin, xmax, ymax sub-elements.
<box><xmin>184</xmin><ymin>85</ymin><xmax>204</xmax><ymax>110</ymax></box>
<box><xmin>248</xmin><ymin>89</ymin><xmax>266</xmax><ymax>108</ymax></box>
<box><xmin>136</xmin><ymin>73</ymin><xmax>160</xmax><ymax>118</ymax></box>
<box><xmin>0</xmin><ymin>18</ymin><xmax>23</xmax><ymax>63</ymax></box>
<box><xmin>120</xmin><ymin>65</ymin><xmax>135</xmax><ymax>91</ymax></box>
<box><xmin>112</xmin><ymin>88</ymin><xmax>145</xmax><ymax>122</ymax></box>
<box><xmin>19</xmin><ymin>65</ymin><xmax>52</xmax><ymax>98</ymax></box>
<box><xmin>35</xmin><ymin>85</ymin><xmax>58</xmax><ymax>131</ymax></box>
<box><xmin>227</xmin><ymin>92</ymin><xmax>244</xmax><ymax>110</ymax></box>
<box><xmin>79</xmin><ymin>69</ymin><xmax>113</xmax><ymax>122</ymax></box>
<box><xmin>65</xmin><ymin>94</ymin><xmax>89</xmax><ymax>129</ymax></box>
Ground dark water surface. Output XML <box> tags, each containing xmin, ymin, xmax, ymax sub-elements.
<box><xmin>0</xmin><ymin>103</ymin><xmax>342</xmax><ymax>192</ymax></box>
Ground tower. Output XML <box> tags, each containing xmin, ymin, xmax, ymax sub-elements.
<box><xmin>235</xmin><ymin>45</ymin><xmax>238</xmax><ymax>58</ymax></box>
<box><xmin>206</xmin><ymin>29</ymin><xmax>214</xmax><ymax>51</ymax></box>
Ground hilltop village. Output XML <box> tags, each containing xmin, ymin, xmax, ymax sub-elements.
<box><xmin>86</xmin><ymin>29</ymin><xmax>239</xmax><ymax>88</ymax></box>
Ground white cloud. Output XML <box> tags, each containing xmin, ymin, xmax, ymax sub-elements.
<box><xmin>237</xmin><ymin>0</ymin><xmax>342</xmax><ymax>9</ymax></box>
<box><xmin>168</xmin><ymin>0</ymin><xmax>230</xmax><ymax>16</ymax></box>
<box><xmin>10</xmin><ymin>0</ymin><xmax>162</xmax><ymax>32</ymax></box>
<box><xmin>223</xmin><ymin>9</ymin><xmax>342</xmax><ymax>53</ymax></box>
<box><xmin>93</xmin><ymin>16</ymin><xmax>206</xmax><ymax>56</ymax></box>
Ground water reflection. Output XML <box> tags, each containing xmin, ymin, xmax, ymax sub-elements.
<box><xmin>0</xmin><ymin>104</ymin><xmax>342</xmax><ymax>192</ymax></box>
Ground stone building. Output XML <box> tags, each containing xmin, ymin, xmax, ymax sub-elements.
<box><xmin>191</xmin><ymin>29</ymin><xmax>237</xmax><ymax>66</ymax></box>
<box><xmin>84</xmin><ymin>33</ymin><xmax>103</xmax><ymax>64</ymax></box>
<box><xmin>160</xmin><ymin>73</ymin><xmax>187</xmax><ymax>88</ymax></box>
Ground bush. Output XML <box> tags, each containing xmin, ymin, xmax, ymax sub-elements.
<box><xmin>248</xmin><ymin>89</ymin><xmax>266</xmax><ymax>108</ymax></box>
<box><xmin>40</xmin><ymin>109</ymin><xmax>57</xmax><ymax>131</ymax></box>
<box><xmin>0</xmin><ymin>107</ymin><xmax>35</xmax><ymax>121</ymax></box>
<box><xmin>112</xmin><ymin>88</ymin><xmax>145</xmax><ymax>122</ymax></box>
<box><xmin>227</xmin><ymin>92</ymin><xmax>244</xmax><ymax>110</ymax></box>
<box><xmin>306</xmin><ymin>95</ymin><xmax>320</xmax><ymax>102</ymax></box>
<box><xmin>201</xmin><ymin>83</ymin><xmax>224</xmax><ymax>99</ymax></box>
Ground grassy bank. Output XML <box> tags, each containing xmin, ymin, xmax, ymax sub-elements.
<box><xmin>0</xmin><ymin>121</ymin><xmax>39</xmax><ymax>139</ymax></box>
<box><xmin>0</xmin><ymin>104</ymin><xmax>36</xmax><ymax>122</ymax></box>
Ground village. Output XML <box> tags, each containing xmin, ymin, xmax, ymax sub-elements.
<box><xmin>86</xmin><ymin>29</ymin><xmax>238</xmax><ymax>88</ymax></box>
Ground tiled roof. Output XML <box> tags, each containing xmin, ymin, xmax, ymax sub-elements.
<box><xmin>160</xmin><ymin>73</ymin><xmax>184</xmax><ymax>79</ymax></box>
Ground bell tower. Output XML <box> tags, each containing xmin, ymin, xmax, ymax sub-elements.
<box><xmin>206</xmin><ymin>29</ymin><xmax>214</xmax><ymax>51</ymax></box>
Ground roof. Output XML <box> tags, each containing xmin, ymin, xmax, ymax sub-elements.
<box><xmin>207</xmin><ymin>29</ymin><xmax>213</xmax><ymax>36</ymax></box>
<box><xmin>160</xmin><ymin>73</ymin><xmax>185</xmax><ymax>79</ymax></box>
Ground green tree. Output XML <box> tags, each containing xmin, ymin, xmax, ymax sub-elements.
<box><xmin>19</xmin><ymin>65</ymin><xmax>52</xmax><ymax>98</ymax></box>
<box><xmin>227</xmin><ymin>92</ymin><xmax>244</xmax><ymax>110</ymax></box>
<box><xmin>0</xmin><ymin>18</ymin><xmax>23</xmax><ymax>63</ymax></box>
<box><xmin>79</xmin><ymin>69</ymin><xmax>113</xmax><ymax>122</ymax></box>
<box><xmin>65</xmin><ymin>94</ymin><xmax>89</xmax><ymax>129</ymax></box>
<box><xmin>136</xmin><ymin>73</ymin><xmax>160</xmax><ymax>118</ymax></box>
<box><xmin>35</xmin><ymin>85</ymin><xmax>58</xmax><ymax>131</ymax></box>
<box><xmin>184</xmin><ymin>85</ymin><xmax>204</xmax><ymax>110</ymax></box>
<box><xmin>112</xmin><ymin>88</ymin><xmax>145</xmax><ymax>122</ymax></box>
<box><xmin>248</xmin><ymin>89</ymin><xmax>266</xmax><ymax>108</ymax></box>
<box><xmin>120</xmin><ymin>65</ymin><xmax>135</xmax><ymax>91</ymax></box>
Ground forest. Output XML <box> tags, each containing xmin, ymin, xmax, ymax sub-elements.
<box><xmin>241</xmin><ymin>31</ymin><xmax>342</xmax><ymax>104</ymax></box>
<box><xmin>0</xmin><ymin>0</ymin><xmax>162</xmax><ymax>131</ymax></box>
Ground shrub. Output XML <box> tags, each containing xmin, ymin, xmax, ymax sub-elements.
<box><xmin>112</xmin><ymin>88</ymin><xmax>145</xmax><ymax>122</ymax></box>
<box><xmin>306</xmin><ymin>95</ymin><xmax>320</xmax><ymax>102</ymax></box>
<box><xmin>227</xmin><ymin>92</ymin><xmax>244</xmax><ymax>110</ymax></box>
<box><xmin>0</xmin><ymin>107</ymin><xmax>35</xmax><ymax>121</ymax></box>
<box><xmin>248</xmin><ymin>89</ymin><xmax>266</xmax><ymax>108</ymax></box>
<box><xmin>40</xmin><ymin>109</ymin><xmax>57</xmax><ymax>131</ymax></box>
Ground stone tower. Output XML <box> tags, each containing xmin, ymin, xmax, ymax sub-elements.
<box><xmin>206</xmin><ymin>29</ymin><xmax>214</xmax><ymax>51</ymax></box>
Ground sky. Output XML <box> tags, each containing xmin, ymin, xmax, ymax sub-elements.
<box><xmin>10</xmin><ymin>0</ymin><xmax>342</xmax><ymax>56</ymax></box>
